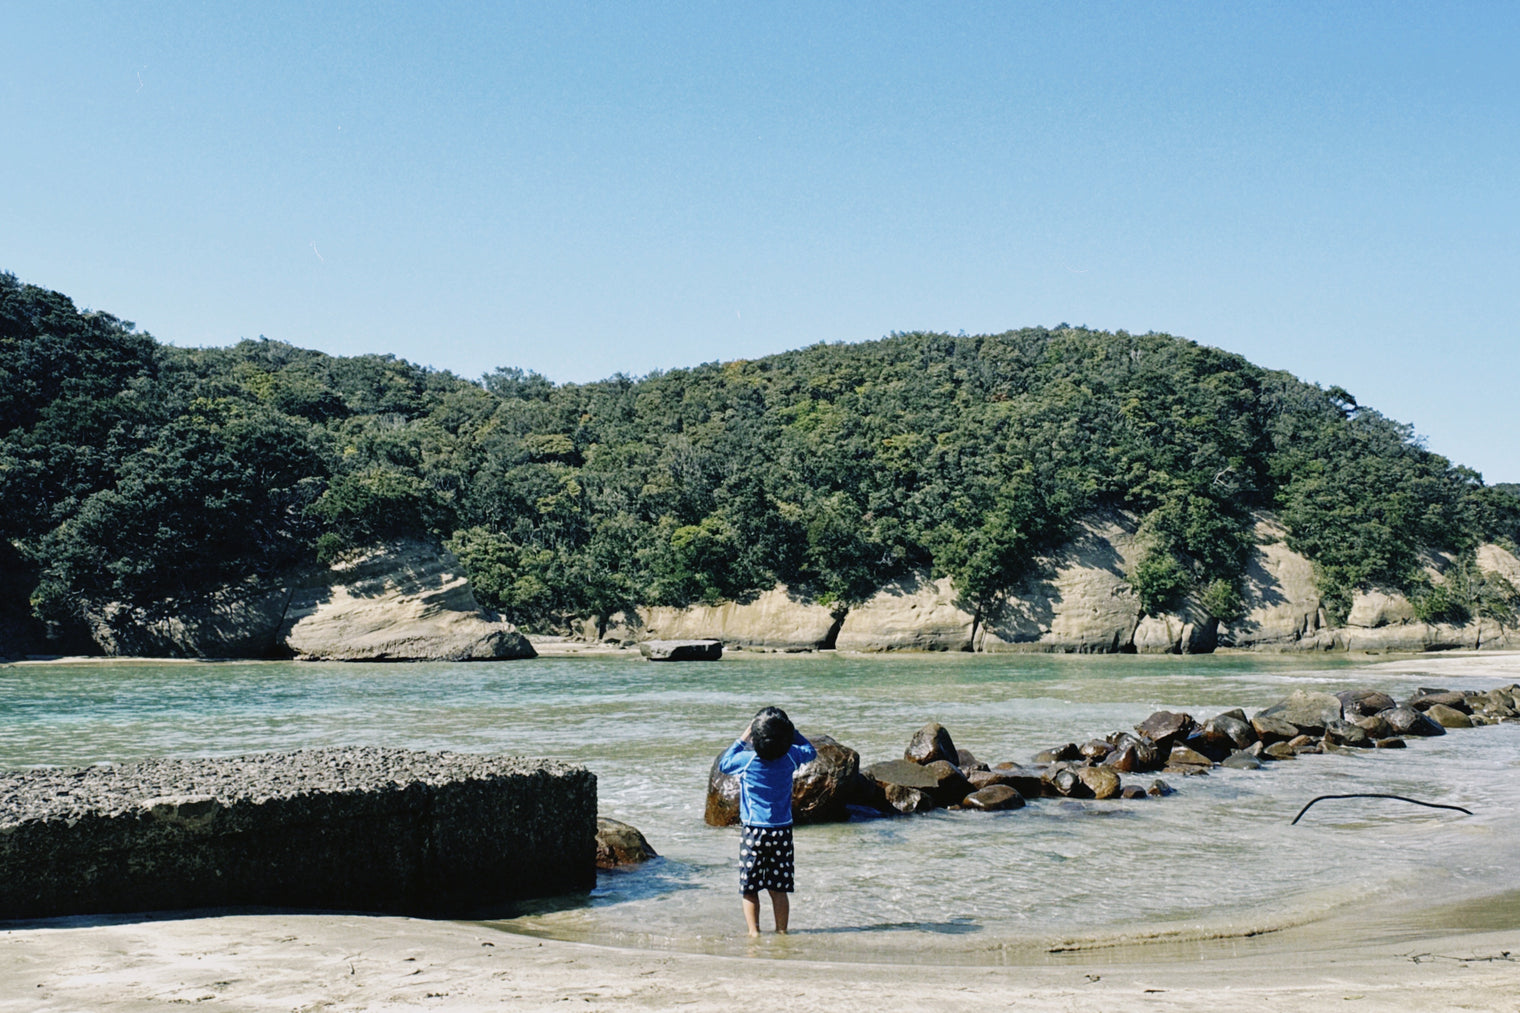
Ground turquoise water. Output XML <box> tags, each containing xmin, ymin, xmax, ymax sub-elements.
<box><xmin>3</xmin><ymin>650</ymin><xmax>1518</xmax><ymax>961</ymax></box>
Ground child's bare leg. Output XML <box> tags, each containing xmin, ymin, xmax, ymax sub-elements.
<box><xmin>741</xmin><ymin>891</ymin><xmax>761</xmax><ymax>937</ymax></box>
<box><xmin>768</xmin><ymin>889</ymin><xmax>790</xmax><ymax>933</ymax></box>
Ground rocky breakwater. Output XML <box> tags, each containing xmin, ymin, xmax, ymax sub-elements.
<box><xmin>703</xmin><ymin>684</ymin><xmax>1520</xmax><ymax>826</ymax></box>
<box><xmin>0</xmin><ymin>748</ymin><xmax>596</xmax><ymax>920</ymax></box>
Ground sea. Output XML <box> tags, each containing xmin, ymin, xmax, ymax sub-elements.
<box><xmin>4</xmin><ymin>649</ymin><xmax>1519</xmax><ymax>964</ymax></box>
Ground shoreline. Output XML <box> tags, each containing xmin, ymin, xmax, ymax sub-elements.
<box><xmin>4</xmin><ymin>904</ymin><xmax>1518</xmax><ymax>1011</ymax></box>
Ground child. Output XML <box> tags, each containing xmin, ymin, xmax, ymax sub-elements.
<box><xmin>717</xmin><ymin>706</ymin><xmax>817</xmax><ymax>936</ymax></box>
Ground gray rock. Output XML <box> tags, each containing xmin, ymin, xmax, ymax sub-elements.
<box><xmin>1256</xmin><ymin>690</ymin><xmax>1344</xmax><ymax>736</ymax></box>
<box><xmin>1222</xmin><ymin>752</ymin><xmax>1263</xmax><ymax>770</ymax></box>
<box><xmin>1337</xmin><ymin>689</ymin><xmax>1397</xmax><ymax>718</ymax></box>
<box><xmin>639</xmin><ymin>639</ymin><xmax>723</xmax><ymax>661</ymax></box>
<box><xmin>1383</xmin><ymin>705</ymin><xmax>1446</xmax><ymax>737</ymax></box>
<box><xmin>1324</xmin><ymin>719</ymin><xmax>1373</xmax><ymax>748</ymax></box>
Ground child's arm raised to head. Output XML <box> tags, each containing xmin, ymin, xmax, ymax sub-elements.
<box><xmin>788</xmin><ymin>728</ymin><xmax>817</xmax><ymax>765</ymax></box>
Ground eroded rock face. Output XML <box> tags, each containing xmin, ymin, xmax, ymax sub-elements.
<box><xmin>85</xmin><ymin>541</ymin><xmax>535</xmax><ymax>661</ymax></box>
<box><xmin>637</xmin><ymin>587</ymin><xmax>841</xmax><ymax>652</ymax></box>
<box><xmin>835</xmin><ymin>574</ymin><xmax>976</xmax><ymax>652</ymax></box>
<box><xmin>281</xmin><ymin>542</ymin><xmax>535</xmax><ymax>661</ymax></box>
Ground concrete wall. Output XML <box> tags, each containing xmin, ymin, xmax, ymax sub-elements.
<box><xmin>0</xmin><ymin>748</ymin><xmax>596</xmax><ymax>920</ymax></box>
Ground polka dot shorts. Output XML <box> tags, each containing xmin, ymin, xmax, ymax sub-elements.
<box><xmin>739</xmin><ymin>824</ymin><xmax>795</xmax><ymax>894</ymax></box>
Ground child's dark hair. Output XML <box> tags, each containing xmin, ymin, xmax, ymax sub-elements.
<box><xmin>750</xmin><ymin>706</ymin><xmax>795</xmax><ymax>762</ymax></box>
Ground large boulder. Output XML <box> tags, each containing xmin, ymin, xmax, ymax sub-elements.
<box><xmin>1255</xmin><ymin>690</ymin><xmax>1343</xmax><ymax>736</ymax></box>
<box><xmin>705</xmin><ymin>733</ymin><xmax>861</xmax><ymax>826</ymax></box>
<box><xmin>638</xmin><ymin>639</ymin><xmax>723</xmax><ymax>661</ymax></box>
<box><xmin>905</xmin><ymin>723</ymin><xmax>959</xmax><ymax>765</ymax></box>
<box><xmin>1075</xmin><ymin>766</ymin><xmax>1122</xmax><ymax>799</ymax></box>
<box><xmin>1193</xmin><ymin>711</ymin><xmax>1257</xmax><ymax>756</ymax></box>
<box><xmin>1383</xmin><ymin>706</ymin><xmax>1446</xmax><ymax>737</ymax></box>
<box><xmin>920</xmin><ymin>760</ymin><xmax>975</xmax><ymax>807</ymax></box>
<box><xmin>1135</xmin><ymin>711</ymin><xmax>1196</xmax><ymax>751</ymax></box>
<box><xmin>1336</xmin><ymin>689</ymin><xmax>1397</xmax><ymax>718</ymax></box>
<box><xmin>1423</xmin><ymin>704</ymin><xmax>1473</xmax><ymax>729</ymax></box>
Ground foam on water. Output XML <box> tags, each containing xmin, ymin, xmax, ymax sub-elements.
<box><xmin>3</xmin><ymin>650</ymin><xmax>1518</xmax><ymax>962</ymax></box>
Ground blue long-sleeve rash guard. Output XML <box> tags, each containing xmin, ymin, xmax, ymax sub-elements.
<box><xmin>717</xmin><ymin>731</ymin><xmax>817</xmax><ymax>827</ymax></box>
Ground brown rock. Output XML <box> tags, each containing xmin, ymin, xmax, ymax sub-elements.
<box><xmin>956</xmin><ymin>748</ymin><xmax>988</xmax><ymax>772</ymax></box>
<box><xmin>1075</xmin><ymin>766</ymin><xmax>1122</xmax><ymax>799</ymax></box>
<box><xmin>921</xmin><ymin>760</ymin><xmax>974</xmax><ymax>807</ymax></box>
<box><xmin>1424</xmin><ymin>703</ymin><xmax>1473</xmax><ymax>729</ymax></box>
<box><xmin>595</xmin><ymin>818</ymin><xmax>658</xmax><ymax>868</ymax></box>
<box><xmin>1079</xmin><ymin>739</ymin><xmax>1114</xmax><ymax>762</ymax></box>
<box><xmin>1251</xmin><ymin>714</ymin><xmax>1300</xmax><ymax>746</ymax></box>
<box><xmin>884</xmin><ymin>783</ymin><xmax>936</xmax><ymax>813</ymax></box>
<box><xmin>793</xmin><ymin>735</ymin><xmax>862</xmax><ymax>824</ymax></box>
<box><xmin>1033</xmin><ymin>743</ymin><xmax>1081</xmax><ymax>764</ymax></box>
<box><xmin>1135</xmin><ymin>711</ymin><xmax>1196</xmax><ymax>751</ymax></box>
<box><xmin>1408</xmin><ymin>689</ymin><xmax>1470</xmax><ymax>713</ymax></box>
<box><xmin>1374</xmin><ymin>737</ymin><xmax>1407</xmax><ymax>749</ymax></box>
<box><xmin>1354</xmin><ymin>714</ymin><xmax>1394</xmax><ymax>739</ymax></box>
<box><xmin>1120</xmin><ymin>785</ymin><xmax>1149</xmax><ymax>800</ymax></box>
<box><xmin>1168</xmin><ymin>744</ymin><xmax>1215</xmax><ymax>767</ymax></box>
<box><xmin>1043</xmin><ymin>765</ymin><xmax>1091</xmax><ymax>798</ymax></box>
<box><xmin>1147</xmin><ymin>779</ymin><xmax>1176</xmax><ymax>797</ymax></box>
<box><xmin>905</xmin><ymin>722</ymin><xmax>960</xmax><ymax>765</ymax></box>
<box><xmin>1336</xmin><ymin>689</ymin><xmax>1397</xmax><ymax>718</ymax></box>
<box><xmin>961</xmin><ymin>785</ymin><xmax>1025</xmax><ymax>811</ymax></box>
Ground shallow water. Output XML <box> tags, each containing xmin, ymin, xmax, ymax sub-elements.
<box><xmin>3</xmin><ymin>650</ymin><xmax>1518</xmax><ymax>962</ymax></box>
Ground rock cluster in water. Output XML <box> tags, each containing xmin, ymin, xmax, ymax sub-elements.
<box><xmin>704</xmin><ymin>684</ymin><xmax>1519</xmax><ymax>825</ymax></box>
<box><xmin>0</xmin><ymin>747</ymin><xmax>596</xmax><ymax>920</ymax></box>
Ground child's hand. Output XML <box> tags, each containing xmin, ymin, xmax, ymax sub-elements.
<box><xmin>740</xmin><ymin>719</ymin><xmax>754</xmax><ymax>743</ymax></box>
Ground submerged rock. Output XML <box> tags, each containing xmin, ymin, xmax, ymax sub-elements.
<box><xmin>962</xmin><ymin>785</ymin><xmax>1025</xmax><ymax>811</ymax></box>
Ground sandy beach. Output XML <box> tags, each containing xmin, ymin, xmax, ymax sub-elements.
<box><xmin>6</xmin><ymin>650</ymin><xmax>1520</xmax><ymax>1010</ymax></box>
<box><xmin>2</xmin><ymin>906</ymin><xmax>1518</xmax><ymax>1012</ymax></box>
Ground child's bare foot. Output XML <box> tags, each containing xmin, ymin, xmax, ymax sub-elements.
<box><xmin>747</xmin><ymin>928</ymin><xmax>761</xmax><ymax>938</ymax></box>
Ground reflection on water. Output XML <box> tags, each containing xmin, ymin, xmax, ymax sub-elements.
<box><xmin>3</xmin><ymin>650</ymin><xmax>1519</xmax><ymax>962</ymax></box>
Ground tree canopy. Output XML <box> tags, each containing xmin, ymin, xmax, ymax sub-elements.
<box><xmin>3</xmin><ymin>271</ymin><xmax>1516</xmax><ymax>645</ymax></box>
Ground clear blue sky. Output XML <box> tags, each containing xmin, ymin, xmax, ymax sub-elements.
<box><xmin>4</xmin><ymin>2</ymin><xmax>1516</xmax><ymax>481</ymax></box>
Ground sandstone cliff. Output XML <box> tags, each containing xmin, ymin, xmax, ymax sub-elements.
<box><xmin>82</xmin><ymin>541</ymin><xmax>535</xmax><ymax>661</ymax></box>
<box><xmin>578</xmin><ymin>512</ymin><xmax>1520</xmax><ymax>655</ymax></box>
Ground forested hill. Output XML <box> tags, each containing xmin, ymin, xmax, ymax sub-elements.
<box><xmin>3</xmin><ymin>271</ymin><xmax>1518</xmax><ymax>649</ymax></box>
